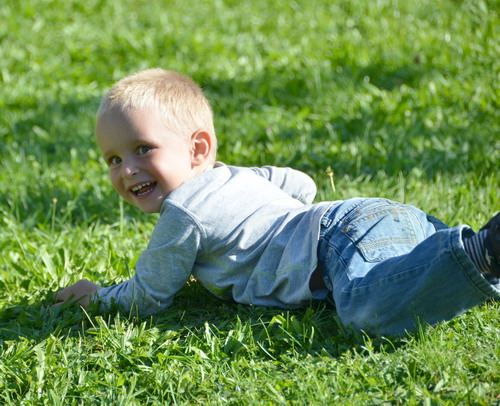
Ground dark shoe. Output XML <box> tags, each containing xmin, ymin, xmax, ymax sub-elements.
<box><xmin>481</xmin><ymin>212</ymin><xmax>500</xmax><ymax>278</ymax></box>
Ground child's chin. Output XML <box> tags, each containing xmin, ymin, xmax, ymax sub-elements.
<box><xmin>139</xmin><ymin>204</ymin><xmax>161</xmax><ymax>214</ymax></box>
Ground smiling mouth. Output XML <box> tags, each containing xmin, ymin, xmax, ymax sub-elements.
<box><xmin>130</xmin><ymin>181</ymin><xmax>157</xmax><ymax>197</ymax></box>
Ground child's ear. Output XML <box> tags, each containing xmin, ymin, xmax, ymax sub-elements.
<box><xmin>190</xmin><ymin>130</ymin><xmax>213</xmax><ymax>166</ymax></box>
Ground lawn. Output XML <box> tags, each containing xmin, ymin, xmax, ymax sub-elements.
<box><xmin>0</xmin><ymin>0</ymin><xmax>499</xmax><ymax>404</ymax></box>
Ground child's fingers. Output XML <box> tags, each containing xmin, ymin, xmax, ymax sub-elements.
<box><xmin>53</xmin><ymin>290</ymin><xmax>87</xmax><ymax>307</ymax></box>
<box><xmin>54</xmin><ymin>289</ymin><xmax>67</xmax><ymax>303</ymax></box>
<box><xmin>54</xmin><ymin>292</ymin><xmax>72</xmax><ymax>304</ymax></box>
<box><xmin>52</xmin><ymin>289</ymin><xmax>75</xmax><ymax>309</ymax></box>
<box><xmin>54</xmin><ymin>286</ymin><xmax>76</xmax><ymax>303</ymax></box>
<box><xmin>53</xmin><ymin>279</ymin><xmax>101</xmax><ymax>307</ymax></box>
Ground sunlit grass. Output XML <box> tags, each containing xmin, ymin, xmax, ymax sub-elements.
<box><xmin>0</xmin><ymin>0</ymin><xmax>498</xmax><ymax>404</ymax></box>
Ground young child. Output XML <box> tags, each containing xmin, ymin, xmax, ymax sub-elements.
<box><xmin>55</xmin><ymin>68</ymin><xmax>500</xmax><ymax>336</ymax></box>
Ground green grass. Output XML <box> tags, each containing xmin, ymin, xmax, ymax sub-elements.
<box><xmin>1</xmin><ymin>0</ymin><xmax>499</xmax><ymax>404</ymax></box>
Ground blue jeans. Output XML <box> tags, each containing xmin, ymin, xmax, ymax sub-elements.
<box><xmin>317</xmin><ymin>198</ymin><xmax>500</xmax><ymax>336</ymax></box>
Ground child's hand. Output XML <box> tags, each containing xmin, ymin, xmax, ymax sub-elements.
<box><xmin>54</xmin><ymin>279</ymin><xmax>102</xmax><ymax>308</ymax></box>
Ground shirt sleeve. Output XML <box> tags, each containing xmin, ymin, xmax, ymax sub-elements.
<box><xmin>95</xmin><ymin>204</ymin><xmax>203</xmax><ymax>316</ymax></box>
<box><xmin>248</xmin><ymin>166</ymin><xmax>317</xmax><ymax>204</ymax></box>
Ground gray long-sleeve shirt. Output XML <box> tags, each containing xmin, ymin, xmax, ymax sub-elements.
<box><xmin>96</xmin><ymin>163</ymin><xmax>333</xmax><ymax>315</ymax></box>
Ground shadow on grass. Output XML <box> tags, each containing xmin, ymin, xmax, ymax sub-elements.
<box><xmin>4</xmin><ymin>58</ymin><xmax>495</xmax><ymax>177</ymax></box>
<box><xmin>0</xmin><ymin>293</ymin><xmax>95</xmax><ymax>343</ymax></box>
<box><xmin>153</xmin><ymin>281</ymin><xmax>416</xmax><ymax>360</ymax></box>
<box><xmin>2</xmin><ymin>96</ymin><xmax>101</xmax><ymax>160</ymax></box>
<box><xmin>3</xmin><ymin>57</ymin><xmax>497</xmax><ymax>227</ymax></box>
<box><xmin>0</xmin><ymin>281</ymin><xmax>408</xmax><ymax>361</ymax></box>
<box><xmin>206</xmin><ymin>62</ymin><xmax>495</xmax><ymax>179</ymax></box>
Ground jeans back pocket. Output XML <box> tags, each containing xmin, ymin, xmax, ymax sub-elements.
<box><xmin>341</xmin><ymin>199</ymin><xmax>422</xmax><ymax>263</ymax></box>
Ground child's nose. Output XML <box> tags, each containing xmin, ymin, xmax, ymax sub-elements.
<box><xmin>122</xmin><ymin>160</ymin><xmax>139</xmax><ymax>178</ymax></box>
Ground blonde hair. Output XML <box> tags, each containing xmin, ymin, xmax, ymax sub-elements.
<box><xmin>97</xmin><ymin>68</ymin><xmax>217</xmax><ymax>159</ymax></box>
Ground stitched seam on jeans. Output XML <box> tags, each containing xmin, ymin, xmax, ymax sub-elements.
<box><xmin>345</xmin><ymin>208</ymin><xmax>408</xmax><ymax>228</ymax></box>
<box><xmin>343</xmin><ymin>264</ymin><xmax>427</xmax><ymax>294</ymax></box>
<box><xmin>358</xmin><ymin>236</ymin><xmax>418</xmax><ymax>251</ymax></box>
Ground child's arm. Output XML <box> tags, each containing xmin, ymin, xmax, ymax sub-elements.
<box><xmin>82</xmin><ymin>205</ymin><xmax>199</xmax><ymax>316</ymax></box>
<box><xmin>249</xmin><ymin>166</ymin><xmax>317</xmax><ymax>204</ymax></box>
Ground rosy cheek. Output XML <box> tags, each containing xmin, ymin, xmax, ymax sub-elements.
<box><xmin>110</xmin><ymin>175</ymin><xmax>122</xmax><ymax>192</ymax></box>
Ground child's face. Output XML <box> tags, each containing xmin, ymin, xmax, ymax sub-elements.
<box><xmin>95</xmin><ymin>108</ymin><xmax>201</xmax><ymax>213</ymax></box>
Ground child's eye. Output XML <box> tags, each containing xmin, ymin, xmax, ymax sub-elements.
<box><xmin>137</xmin><ymin>146</ymin><xmax>152</xmax><ymax>155</ymax></box>
<box><xmin>109</xmin><ymin>156</ymin><xmax>122</xmax><ymax>166</ymax></box>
